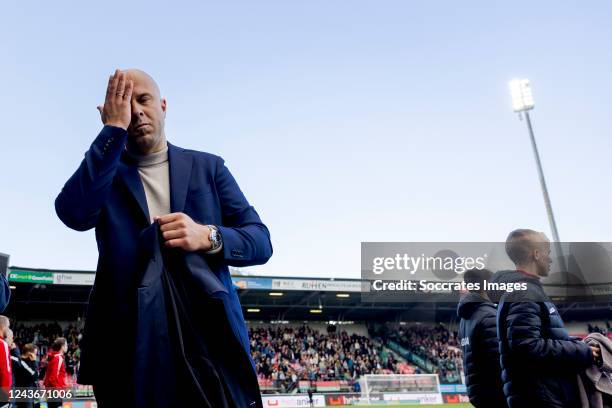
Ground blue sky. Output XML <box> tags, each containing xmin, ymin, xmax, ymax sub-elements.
<box><xmin>1</xmin><ymin>1</ymin><xmax>611</xmax><ymax>278</ymax></box>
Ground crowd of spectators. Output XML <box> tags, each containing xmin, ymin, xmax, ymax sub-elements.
<box><xmin>6</xmin><ymin>319</ymin><xmax>611</xmax><ymax>397</ymax></box>
<box><xmin>250</xmin><ymin>325</ymin><xmax>401</xmax><ymax>392</ymax></box>
<box><xmin>387</xmin><ymin>324</ymin><xmax>462</xmax><ymax>383</ymax></box>
<box><xmin>9</xmin><ymin>321</ymin><xmax>465</xmax><ymax>391</ymax></box>
<box><xmin>11</xmin><ymin>321</ymin><xmax>406</xmax><ymax>392</ymax></box>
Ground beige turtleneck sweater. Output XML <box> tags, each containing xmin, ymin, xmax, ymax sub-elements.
<box><xmin>127</xmin><ymin>145</ymin><xmax>170</xmax><ymax>223</ymax></box>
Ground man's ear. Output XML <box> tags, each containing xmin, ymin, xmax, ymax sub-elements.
<box><xmin>533</xmin><ymin>248</ymin><xmax>541</xmax><ymax>261</ymax></box>
<box><xmin>161</xmin><ymin>98</ymin><xmax>167</xmax><ymax>117</ymax></box>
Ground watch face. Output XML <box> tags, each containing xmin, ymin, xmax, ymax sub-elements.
<box><xmin>211</xmin><ymin>229</ymin><xmax>220</xmax><ymax>248</ymax></box>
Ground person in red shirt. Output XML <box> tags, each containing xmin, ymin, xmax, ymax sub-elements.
<box><xmin>43</xmin><ymin>337</ymin><xmax>68</xmax><ymax>408</ymax></box>
<box><xmin>0</xmin><ymin>316</ymin><xmax>12</xmax><ymax>407</ymax></box>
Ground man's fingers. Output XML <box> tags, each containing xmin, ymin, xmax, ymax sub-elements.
<box><xmin>105</xmin><ymin>75</ymin><xmax>114</xmax><ymax>98</ymax></box>
<box><xmin>124</xmin><ymin>80</ymin><xmax>134</xmax><ymax>100</ymax></box>
<box><xmin>156</xmin><ymin>213</ymin><xmax>184</xmax><ymax>225</ymax></box>
<box><xmin>96</xmin><ymin>105</ymin><xmax>106</xmax><ymax>123</ymax></box>
<box><xmin>162</xmin><ymin>229</ymin><xmax>186</xmax><ymax>240</ymax></box>
<box><xmin>108</xmin><ymin>70</ymin><xmax>119</xmax><ymax>97</ymax></box>
<box><xmin>165</xmin><ymin>238</ymin><xmax>185</xmax><ymax>248</ymax></box>
<box><xmin>159</xmin><ymin>220</ymin><xmax>186</xmax><ymax>232</ymax></box>
<box><xmin>116</xmin><ymin>72</ymin><xmax>126</xmax><ymax>98</ymax></box>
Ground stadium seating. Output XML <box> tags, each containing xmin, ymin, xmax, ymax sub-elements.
<box><xmin>376</xmin><ymin>323</ymin><xmax>463</xmax><ymax>384</ymax></box>
<box><xmin>249</xmin><ymin>325</ymin><xmax>400</xmax><ymax>393</ymax></box>
<box><xmin>15</xmin><ymin>320</ymin><xmax>606</xmax><ymax>393</ymax></box>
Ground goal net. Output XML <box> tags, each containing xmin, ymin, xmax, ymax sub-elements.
<box><xmin>360</xmin><ymin>374</ymin><xmax>443</xmax><ymax>405</ymax></box>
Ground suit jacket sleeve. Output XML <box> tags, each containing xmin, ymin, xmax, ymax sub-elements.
<box><xmin>55</xmin><ymin>126</ymin><xmax>128</xmax><ymax>231</ymax></box>
<box><xmin>506</xmin><ymin>301</ymin><xmax>593</xmax><ymax>368</ymax></box>
<box><xmin>214</xmin><ymin>157</ymin><xmax>273</xmax><ymax>267</ymax></box>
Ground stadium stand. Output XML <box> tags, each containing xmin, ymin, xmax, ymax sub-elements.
<box><xmin>9</xmin><ymin>320</ymin><xmax>470</xmax><ymax>393</ymax></box>
<box><xmin>250</xmin><ymin>324</ymin><xmax>400</xmax><ymax>393</ymax></box>
<box><xmin>5</xmin><ymin>267</ymin><xmax>612</xmax><ymax>404</ymax></box>
<box><xmin>10</xmin><ymin>318</ymin><xmax>611</xmax><ymax>397</ymax></box>
<box><xmin>374</xmin><ymin>323</ymin><xmax>463</xmax><ymax>384</ymax></box>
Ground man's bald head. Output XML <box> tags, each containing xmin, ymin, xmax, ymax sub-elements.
<box><xmin>120</xmin><ymin>69</ymin><xmax>167</xmax><ymax>155</ymax></box>
<box><xmin>0</xmin><ymin>316</ymin><xmax>9</xmax><ymax>332</ymax></box>
<box><xmin>123</xmin><ymin>69</ymin><xmax>161</xmax><ymax>98</ymax></box>
<box><xmin>505</xmin><ymin>229</ymin><xmax>552</xmax><ymax>277</ymax></box>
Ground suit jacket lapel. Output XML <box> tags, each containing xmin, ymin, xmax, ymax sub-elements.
<box><xmin>168</xmin><ymin>143</ymin><xmax>193</xmax><ymax>213</ymax></box>
<box><xmin>118</xmin><ymin>160</ymin><xmax>151</xmax><ymax>224</ymax></box>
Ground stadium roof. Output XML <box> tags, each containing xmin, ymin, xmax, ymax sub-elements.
<box><xmin>6</xmin><ymin>266</ymin><xmax>612</xmax><ymax>322</ymax></box>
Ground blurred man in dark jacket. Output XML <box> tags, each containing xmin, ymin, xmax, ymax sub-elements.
<box><xmin>457</xmin><ymin>268</ymin><xmax>506</xmax><ymax>408</ymax></box>
<box><xmin>496</xmin><ymin>229</ymin><xmax>599</xmax><ymax>408</ymax></box>
<box><xmin>13</xmin><ymin>344</ymin><xmax>40</xmax><ymax>408</ymax></box>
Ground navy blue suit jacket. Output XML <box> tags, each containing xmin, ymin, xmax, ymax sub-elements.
<box><xmin>55</xmin><ymin>126</ymin><xmax>272</xmax><ymax>386</ymax></box>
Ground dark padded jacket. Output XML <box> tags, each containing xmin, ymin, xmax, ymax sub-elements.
<box><xmin>12</xmin><ymin>357</ymin><xmax>39</xmax><ymax>388</ymax></box>
<box><xmin>494</xmin><ymin>270</ymin><xmax>594</xmax><ymax>408</ymax></box>
<box><xmin>457</xmin><ymin>292</ymin><xmax>507</xmax><ymax>408</ymax></box>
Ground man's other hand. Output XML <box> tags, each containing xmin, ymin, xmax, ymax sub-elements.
<box><xmin>590</xmin><ymin>345</ymin><xmax>601</xmax><ymax>364</ymax></box>
<box><xmin>96</xmin><ymin>69</ymin><xmax>133</xmax><ymax>130</ymax></box>
<box><xmin>156</xmin><ymin>212</ymin><xmax>212</xmax><ymax>252</ymax></box>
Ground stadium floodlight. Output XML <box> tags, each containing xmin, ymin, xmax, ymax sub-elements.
<box><xmin>268</xmin><ymin>292</ymin><xmax>283</xmax><ymax>297</ymax></box>
<box><xmin>509</xmin><ymin>78</ymin><xmax>535</xmax><ymax>112</ymax></box>
<box><xmin>309</xmin><ymin>309</ymin><xmax>323</xmax><ymax>314</ymax></box>
<box><xmin>336</xmin><ymin>293</ymin><xmax>350</xmax><ymax>298</ymax></box>
<box><xmin>246</xmin><ymin>308</ymin><xmax>260</xmax><ymax>313</ymax></box>
<box><xmin>508</xmin><ymin>78</ymin><xmax>566</xmax><ymax>272</ymax></box>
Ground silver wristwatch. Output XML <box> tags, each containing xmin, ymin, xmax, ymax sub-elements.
<box><xmin>208</xmin><ymin>225</ymin><xmax>222</xmax><ymax>251</ymax></box>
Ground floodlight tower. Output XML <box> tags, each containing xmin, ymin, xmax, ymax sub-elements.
<box><xmin>509</xmin><ymin>79</ymin><xmax>567</xmax><ymax>272</ymax></box>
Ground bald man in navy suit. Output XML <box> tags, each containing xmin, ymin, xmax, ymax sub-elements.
<box><xmin>56</xmin><ymin>69</ymin><xmax>272</xmax><ymax>407</ymax></box>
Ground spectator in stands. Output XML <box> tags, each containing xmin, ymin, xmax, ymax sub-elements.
<box><xmin>496</xmin><ymin>229</ymin><xmax>599</xmax><ymax>407</ymax></box>
<box><xmin>0</xmin><ymin>316</ymin><xmax>12</xmax><ymax>407</ymax></box>
<box><xmin>457</xmin><ymin>268</ymin><xmax>506</xmax><ymax>407</ymax></box>
<box><xmin>13</xmin><ymin>344</ymin><xmax>39</xmax><ymax>408</ymax></box>
<box><xmin>43</xmin><ymin>337</ymin><xmax>68</xmax><ymax>408</ymax></box>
